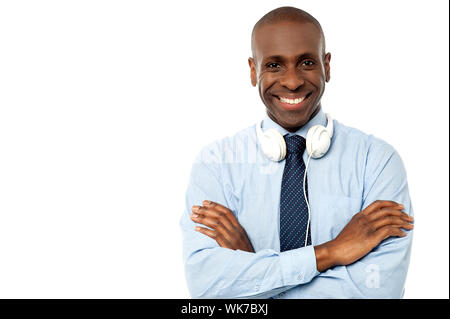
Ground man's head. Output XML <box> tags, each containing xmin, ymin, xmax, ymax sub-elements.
<box><xmin>249</xmin><ymin>7</ymin><xmax>331</xmax><ymax>132</ymax></box>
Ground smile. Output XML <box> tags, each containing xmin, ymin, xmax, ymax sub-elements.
<box><xmin>278</xmin><ymin>96</ymin><xmax>306</xmax><ymax>104</ymax></box>
<box><xmin>276</xmin><ymin>93</ymin><xmax>311</xmax><ymax>110</ymax></box>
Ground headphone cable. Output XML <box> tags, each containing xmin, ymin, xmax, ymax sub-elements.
<box><xmin>303</xmin><ymin>153</ymin><xmax>312</xmax><ymax>247</ymax></box>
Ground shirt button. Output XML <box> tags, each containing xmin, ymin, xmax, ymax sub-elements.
<box><xmin>254</xmin><ymin>285</ymin><xmax>260</xmax><ymax>291</ymax></box>
<box><xmin>297</xmin><ymin>274</ymin><xmax>303</xmax><ymax>281</ymax></box>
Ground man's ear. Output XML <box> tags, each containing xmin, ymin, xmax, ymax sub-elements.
<box><xmin>324</xmin><ymin>53</ymin><xmax>331</xmax><ymax>82</ymax></box>
<box><xmin>248</xmin><ymin>57</ymin><xmax>257</xmax><ymax>87</ymax></box>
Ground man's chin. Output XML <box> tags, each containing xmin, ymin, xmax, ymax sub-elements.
<box><xmin>267</xmin><ymin>107</ymin><xmax>312</xmax><ymax>130</ymax></box>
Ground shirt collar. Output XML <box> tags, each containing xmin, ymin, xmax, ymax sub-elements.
<box><xmin>262</xmin><ymin>108</ymin><xmax>327</xmax><ymax>138</ymax></box>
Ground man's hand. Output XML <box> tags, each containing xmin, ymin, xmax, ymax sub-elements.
<box><xmin>314</xmin><ymin>200</ymin><xmax>414</xmax><ymax>272</ymax></box>
<box><xmin>191</xmin><ymin>200</ymin><xmax>254</xmax><ymax>253</ymax></box>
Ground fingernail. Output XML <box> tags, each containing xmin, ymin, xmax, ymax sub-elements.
<box><xmin>191</xmin><ymin>213</ymin><xmax>199</xmax><ymax>218</ymax></box>
<box><xmin>398</xmin><ymin>204</ymin><xmax>404</xmax><ymax>209</ymax></box>
<box><xmin>192</xmin><ymin>206</ymin><xmax>199</xmax><ymax>212</ymax></box>
<box><xmin>195</xmin><ymin>226</ymin><xmax>200</xmax><ymax>231</ymax></box>
<box><xmin>203</xmin><ymin>200</ymin><xmax>212</xmax><ymax>206</ymax></box>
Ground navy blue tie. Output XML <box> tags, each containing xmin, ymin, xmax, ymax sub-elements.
<box><xmin>280</xmin><ymin>134</ymin><xmax>312</xmax><ymax>252</ymax></box>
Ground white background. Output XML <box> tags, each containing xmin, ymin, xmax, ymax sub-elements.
<box><xmin>0</xmin><ymin>0</ymin><xmax>448</xmax><ymax>298</ymax></box>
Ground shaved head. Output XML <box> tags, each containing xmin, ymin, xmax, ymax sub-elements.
<box><xmin>251</xmin><ymin>6</ymin><xmax>326</xmax><ymax>60</ymax></box>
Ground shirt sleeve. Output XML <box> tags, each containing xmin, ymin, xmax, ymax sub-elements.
<box><xmin>180</xmin><ymin>145</ymin><xmax>320</xmax><ymax>298</ymax></box>
<box><xmin>321</xmin><ymin>138</ymin><xmax>414</xmax><ymax>298</ymax></box>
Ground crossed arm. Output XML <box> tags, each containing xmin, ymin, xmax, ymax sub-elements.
<box><xmin>191</xmin><ymin>200</ymin><xmax>413</xmax><ymax>273</ymax></box>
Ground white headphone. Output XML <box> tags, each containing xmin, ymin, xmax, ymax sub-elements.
<box><xmin>255</xmin><ymin>113</ymin><xmax>334</xmax><ymax>162</ymax></box>
<box><xmin>255</xmin><ymin>112</ymin><xmax>334</xmax><ymax>247</ymax></box>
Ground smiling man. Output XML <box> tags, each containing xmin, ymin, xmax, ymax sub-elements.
<box><xmin>249</xmin><ymin>10</ymin><xmax>328</xmax><ymax>131</ymax></box>
<box><xmin>180</xmin><ymin>7</ymin><xmax>414</xmax><ymax>298</ymax></box>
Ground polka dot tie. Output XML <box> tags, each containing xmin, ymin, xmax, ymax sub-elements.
<box><xmin>279</xmin><ymin>134</ymin><xmax>312</xmax><ymax>252</ymax></box>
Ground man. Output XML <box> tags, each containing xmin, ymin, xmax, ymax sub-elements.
<box><xmin>180</xmin><ymin>7</ymin><xmax>414</xmax><ymax>298</ymax></box>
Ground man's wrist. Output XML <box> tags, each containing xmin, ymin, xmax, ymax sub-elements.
<box><xmin>314</xmin><ymin>241</ymin><xmax>338</xmax><ymax>273</ymax></box>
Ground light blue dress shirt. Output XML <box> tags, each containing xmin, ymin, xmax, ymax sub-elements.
<box><xmin>180</xmin><ymin>108</ymin><xmax>413</xmax><ymax>299</ymax></box>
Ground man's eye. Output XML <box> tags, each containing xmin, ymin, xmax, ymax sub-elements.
<box><xmin>266</xmin><ymin>62</ymin><xmax>280</xmax><ymax>69</ymax></box>
<box><xmin>302</xmin><ymin>60</ymin><xmax>315</xmax><ymax>67</ymax></box>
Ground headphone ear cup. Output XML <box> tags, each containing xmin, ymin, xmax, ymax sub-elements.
<box><xmin>306</xmin><ymin>125</ymin><xmax>319</xmax><ymax>157</ymax></box>
<box><xmin>263</xmin><ymin>129</ymin><xmax>286</xmax><ymax>161</ymax></box>
<box><xmin>306</xmin><ymin>125</ymin><xmax>331</xmax><ymax>159</ymax></box>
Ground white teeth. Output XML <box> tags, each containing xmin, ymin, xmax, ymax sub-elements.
<box><xmin>279</xmin><ymin>96</ymin><xmax>305</xmax><ymax>104</ymax></box>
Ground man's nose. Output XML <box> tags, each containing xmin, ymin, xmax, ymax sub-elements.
<box><xmin>279</xmin><ymin>68</ymin><xmax>304</xmax><ymax>91</ymax></box>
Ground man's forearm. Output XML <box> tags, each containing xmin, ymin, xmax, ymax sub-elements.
<box><xmin>182</xmin><ymin>241</ymin><xmax>319</xmax><ymax>298</ymax></box>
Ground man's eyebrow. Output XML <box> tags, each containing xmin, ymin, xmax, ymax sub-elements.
<box><xmin>297</xmin><ymin>52</ymin><xmax>320</xmax><ymax>60</ymax></box>
<box><xmin>262</xmin><ymin>55</ymin><xmax>284</xmax><ymax>63</ymax></box>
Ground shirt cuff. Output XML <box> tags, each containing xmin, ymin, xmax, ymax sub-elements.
<box><xmin>279</xmin><ymin>245</ymin><xmax>320</xmax><ymax>286</ymax></box>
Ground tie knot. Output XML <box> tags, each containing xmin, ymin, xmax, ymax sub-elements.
<box><xmin>284</xmin><ymin>134</ymin><xmax>306</xmax><ymax>154</ymax></box>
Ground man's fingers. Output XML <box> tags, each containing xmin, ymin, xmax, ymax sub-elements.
<box><xmin>191</xmin><ymin>209</ymin><xmax>229</xmax><ymax>232</ymax></box>
<box><xmin>202</xmin><ymin>200</ymin><xmax>240</xmax><ymax>226</ymax></box>
<box><xmin>191</xmin><ymin>205</ymin><xmax>234</xmax><ymax>231</ymax></box>
<box><xmin>191</xmin><ymin>206</ymin><xmax>239</xmax><ymax>243</ymax></box>
<box><xmin>367</xmin><ymin>208</ymin><xmax>413</xmax><ymax>223</ymax></box>
<box><xmin>371</xmin><ymin>216</ymin><xmax>414</xmax><ymax>231</ymax></box>
<box><xmin>192</xmin><ymin>201</ymin><xmax>254</xmax><ymax>252</ymax></box>
<box><xmin>363</xmin><ymin>200</ymin><xmax>403</xmax><ymax>215</ymax></box>
<box><xmin>194</xmin><ymin>225</ymin><xmax>216</xmax><ymax>239</ymax></box>
<box><xmin>195</xmin><ymin>226</ymin><xmax>231</xmax><ymax>248</ymax></box>
<box><xmin>375</xmin><ymin>225</ymin><xmax>407</xmax><ymax>242</ymax></box>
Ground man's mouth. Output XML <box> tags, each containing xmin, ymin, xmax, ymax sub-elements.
<box><xmin>275</xmin><ymin>93</ymin><xmax>311</xmax><ymax>110</ymax></box>
<box><xmin>278</xmin><ymin>96</ymin><xmax>306</xmax><ymax>104</ymax></box>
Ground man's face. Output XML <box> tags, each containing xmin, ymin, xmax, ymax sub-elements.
<box><xmin>249</xmin><ymin>21</ymin><xmax>331</xmax><ymax>131</ymax></box>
